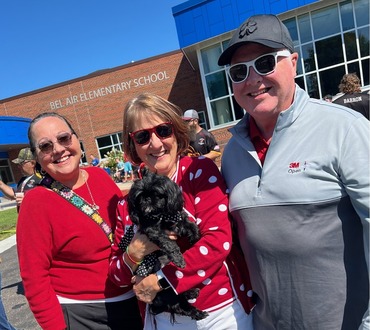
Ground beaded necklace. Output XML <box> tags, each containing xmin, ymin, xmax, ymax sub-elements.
<box><xmin>40</xmin><ymin>172</ymin><xmax>113</xmax><ymax>243</ymax></box>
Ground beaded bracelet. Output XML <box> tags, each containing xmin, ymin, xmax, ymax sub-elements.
<box><xmin>125</xmin><ymin>246</ymin><xmax>143</xmax><ymax>265</ymax></box>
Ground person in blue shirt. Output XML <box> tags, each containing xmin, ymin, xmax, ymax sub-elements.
<box><xmin>90</xmin><ymin>154</ymin><xmax>100</xmax><ymax>166</ymax></box>
<box><xmin>122</xmin><ymin>160</ymin><xmax>133</xmax><ymax>183</ymax></box>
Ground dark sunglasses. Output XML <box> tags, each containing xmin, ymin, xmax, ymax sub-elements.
<box><xmin>129</xmin><ymin>122</ymin><xmax>173</xmax><ymax>145</ymax></box>
<box><xmin>227</xmin><ymin>50</ymin><xmax>291</xmax><ymax>83</ymax></box>
<box><xmin>37</xmin><ymin>132</ymin><xmax>74</xmax><ymax>154</ymax></box>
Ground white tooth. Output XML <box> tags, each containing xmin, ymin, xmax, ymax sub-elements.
<box><xmin>251</xmin><ymin>88</ymin><xmax>267</xmax><ymax>96</ymax></box>
<box><xmin>57</xmin><ymin>156</ymin><xmax>69</xmax><ymax>163</ymax></box>
<box><xmin>152</xmin><ymin>152</ymin><xmax>165</xmax><ymax>157</ymax></box>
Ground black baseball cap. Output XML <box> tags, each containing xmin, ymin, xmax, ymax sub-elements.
<box><xmin>218</xmin><ymin>14</ymin><xmax>294</xmax><ymax>66</ymax></box>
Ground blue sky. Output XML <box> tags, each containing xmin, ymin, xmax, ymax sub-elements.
<box><xmin>0</xmin><ymin>0</ymin><xmax>185</xmax><ymax>100</ymax></box>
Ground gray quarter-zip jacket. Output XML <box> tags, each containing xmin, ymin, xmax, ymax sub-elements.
<box><xmin>222</xmin><ymin>85</ymin><xmax>370</xmax><ymax>330</ymax></box>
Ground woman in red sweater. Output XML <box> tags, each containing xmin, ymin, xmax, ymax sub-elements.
<box><xmin>16</xmin><ymin>112</ymin><xmax>142</xmax><ymax>330</ymax></box>
<box><xmin>109</xmin><ymin>93</ymin><xmax>254</xmax><ymax>329</ymax></box>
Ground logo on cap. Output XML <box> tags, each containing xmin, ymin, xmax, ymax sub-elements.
<box><xmin>239</xmin><ymin>20</ymin><xmax>257</xmax><ymax>39</ymax></box>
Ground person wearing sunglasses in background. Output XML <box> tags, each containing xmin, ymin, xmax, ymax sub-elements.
<box><xmin>218</xmin><ymin>14</ymin><xmax>370</xmax><ymax>330</ymax></box>
<box><xmin>0</xmin><ymin>148</ymin><xmax>40</xmax><ymax>212</ymax></box>
<box><xmin>109</xmin><ymin>93</ymin><xmax>255</xmax><ymax>330</ymax></box>
<box><xmin>16</xmin><ymin>112</ymin><xmax>142</xmax><ymax>330</ymax></box>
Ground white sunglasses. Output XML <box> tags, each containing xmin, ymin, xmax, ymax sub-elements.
<box><xmin>227</xmin><ymin>50</ymin><xmax>291</xmax><ymax>83</ymax></box>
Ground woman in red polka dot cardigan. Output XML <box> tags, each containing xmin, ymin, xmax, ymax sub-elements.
<box><xmin>109</xmin><ymin>93</ymin><xmax>255</xmax><ymax>330</ymax></box>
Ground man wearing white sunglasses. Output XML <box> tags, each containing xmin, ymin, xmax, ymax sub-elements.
<box><xmin>219</xmin><ymin>14</ymin><xmax>369</xmax><ymax>330</ymax></box>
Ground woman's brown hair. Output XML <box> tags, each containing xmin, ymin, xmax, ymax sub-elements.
<box><xmin>122</xmin><ymin>93</ymin><xmax>189</xmax><ymax>165</ymax></box>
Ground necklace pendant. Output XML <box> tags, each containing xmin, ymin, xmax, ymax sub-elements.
<box><xmin>92</xmin><ymin>204</ymin><xmax>100</xmax><ymax>211</ymax></box>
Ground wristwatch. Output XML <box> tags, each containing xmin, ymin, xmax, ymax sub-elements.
<box><xmin>157</xmin><ymin>274</ymin><xmax>171</xmax><ymax>290</ymax></box>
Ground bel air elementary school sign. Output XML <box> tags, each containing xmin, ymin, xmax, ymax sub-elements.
<box><xmin>49</xmin><ymin>71</ymin><xmax>170</xmax><ymax>110</ymax></box>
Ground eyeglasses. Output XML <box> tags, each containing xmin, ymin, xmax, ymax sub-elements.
<box><xmin>227</xmin><ymin>50</ymin><xmax>291</xmax><ymax>83</ymax></box>
<box><xmin>37</xmin><ymin>132</ymin><xmax>74</xmax><ymax>154</ymax></box>
<box><xmin>129</xmin><ymin>123</ymin><xmax>174</xmax><ymax>145</ymax></box>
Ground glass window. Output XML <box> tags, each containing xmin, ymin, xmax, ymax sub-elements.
<box><xmin>306</xmin><ymin>72</ymin><xmax>320</xmax><ymax>99</ymax></box>
<box><xmin>79</xmin><ymin>142</ymin><xmax>87</xmax><ymax>165</ymax></box>
<box><xmin>222</xmin><ymin>39</ymin><xmax>230</xmax><ymax>54</ymax></box>
<box><xmin>302</xmin><ymin>43</ymin><xmax>316</xmax><ymax>73</ymax></box>
<box><xmin>358</xmin><ymin>26</ymin><xmax>370</xmax><ymax>56</ymax></box>
<box><xmin>232</xmin><ymin>96</ymin><xmax>245</xmax><ymax>120</ymax></box>
<box><xmin>206</xmin><ymin>71</ymin><xmax>228</xmax><ymax>100</ymax></box>
<box><xmin>319</xmin><ymin>66</ymin><xmax>346</xmax><ymax>97</ymax></box>
<box><xmin>296</xmin><ymin>48</ymin><xmax>303</xmax><ymax>75</ymax></box>
<box><xmin>344</xmin><ymin>31</ymin><xmax>358</xmax><ymax>60</ymax></box>
<box><xmin>295</xmin><ymin>76</ymin><xmax>305</xmax><ymax>91</ymax></box>
<box><xmin>201</xmin><ymin>45</ymin><xmax>223</xmax><ymax>74</ymax></box>
<box><xmin>285</xmin><ymin>18</ymin><xmax>299</xmax><ymax>46</ymax></box>
<box><xmin>0</xmin><ymin>159</ymin><xmax>14</xmax><ymax>184</ymax></box>
<box><xmin>312</xmin><ymin>5</ymin><xmax>340</xmax><ymax>39</ymax></box>
<box><xmin>362</xmin><ymin>58</ymin><xmax>369</xmax><ymax>85</ymax></box>
<box><xmin>198</xmin><ymin>111</ymin><xmax>208</xmax><ymax>130</ymax></box>
<box><xmin>96</xmin><ymin>133</ymin><xmax>123</xmax><ymax>159</ymax></box>
<box><xmin>298</xmin><ymin>14</ymin><xmax>312</xmax><ymax>43</ymax></box>
<box><xmin>340</xmin><ymin>0</ymin><xmax>355</xmax><ymax>30</ymax></box>
<box><xmin>354</xmin><ymin>0</ymin><xmax>370</xmax><ymax>26</ymax></box>
<box><xmin>316</xmin><ymin>35</ymin><xmax>344</xmax><ymax>68</ymax></box>
<box><xmin>347</xmin><ymin>61</ymin><xmax>361</xmax><ymax>78</ymax></box>
<box><xmin>211</xmin><ymin>98</ymin><xmax>232</xmax><ymax>125</ymax></box>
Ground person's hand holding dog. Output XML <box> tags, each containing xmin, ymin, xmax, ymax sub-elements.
<box><xmin>131</xmin><ymin>274</ymin><xmax>161</xmax><ymax>304</ymax></box>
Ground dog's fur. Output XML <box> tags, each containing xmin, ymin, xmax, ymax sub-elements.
<box><xmin>127</xmin><ymin>168</ymin><xmax>208</xmax><ymax>322</ymax></box>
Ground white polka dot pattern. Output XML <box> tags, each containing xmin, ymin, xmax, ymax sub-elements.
<box><xmin>176</xmin><ymin>270</ymin><xmax>184</xmax><ymax>279</ymax></box>
<box><xmin>109</xmin><ymin>156</ymin><xmax>256</xmax><ymax>316</ymax></box>
<box><xmin>218</xmin><ymin>288</ymin><xmax>228</xmax><ymax>295</ymax></box>
<box><xmin>197</xmin><ymin>270</ymin><xmax>206</xmax><ymax>277</ymax></box>
<box><xmin>209</xmin><ymin>176</ymin><xmax>217</xmax><ymax>183</ymax></box>
<box><xmin>199</xmin><ymin>246</ymin><xmax>208</xmax><ymax>255</ymax></box>
<box><xmin>203</xmin><ymin>278</ymin><xmax>211</xmax><ymax>285</ymax></box>
<box><xmin>218</xmin><ymin>204</ymin><xmax>227</xmax><ymax>212</ymax></box>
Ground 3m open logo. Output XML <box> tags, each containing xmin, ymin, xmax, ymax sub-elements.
<box><xmin>288</xmin><ymin>162</ymin><xmax>302</xmax><ymax>174</ymax></box>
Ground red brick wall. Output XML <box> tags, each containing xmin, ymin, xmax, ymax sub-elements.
<box><xmin>1</xmin><ymin>50</ymin><xmax>233</xmax><ymax>172</ymax></box>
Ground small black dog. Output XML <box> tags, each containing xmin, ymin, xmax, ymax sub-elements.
<box><xmin>127</xmin><ymin>168</ymin><xmax>208</xmax><ymax>322</ymax></box>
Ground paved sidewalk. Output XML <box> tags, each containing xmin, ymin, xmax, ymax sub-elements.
<box><xmin>1</xmin><ymin>237</ymin><xmax>40</xmax><ymax>329</ymax></box>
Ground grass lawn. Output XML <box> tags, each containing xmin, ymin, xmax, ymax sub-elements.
<box><xmin>0</xmin><ymin>207</ymin><xmax>17</xmax><ymax>241</ymax></box>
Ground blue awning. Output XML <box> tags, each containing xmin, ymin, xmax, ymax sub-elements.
<box><xmin>0</xmin><ymin>116</ymin><xmax>31</xmax><ymax>150</ymax></box>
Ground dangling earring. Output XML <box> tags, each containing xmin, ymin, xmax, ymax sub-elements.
<box><xmin>81</xmin><ymin>150</ymin><xmax>85</xmax><ymax>159</ymax></box>
<box><xmin>40</xmin><ymin>168</ymin><xmax>47</xmax><ymax>176</ymax></box>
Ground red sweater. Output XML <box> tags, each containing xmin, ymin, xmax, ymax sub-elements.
<box><xmin>109</xmin><ymin>156</ymin><xmax>254</xmax><ymax>315</ymax></box>
<box><xmin>17</xmin><ymin>167</ymin><xmax>128</xmax><ymax>330</ymax></box>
